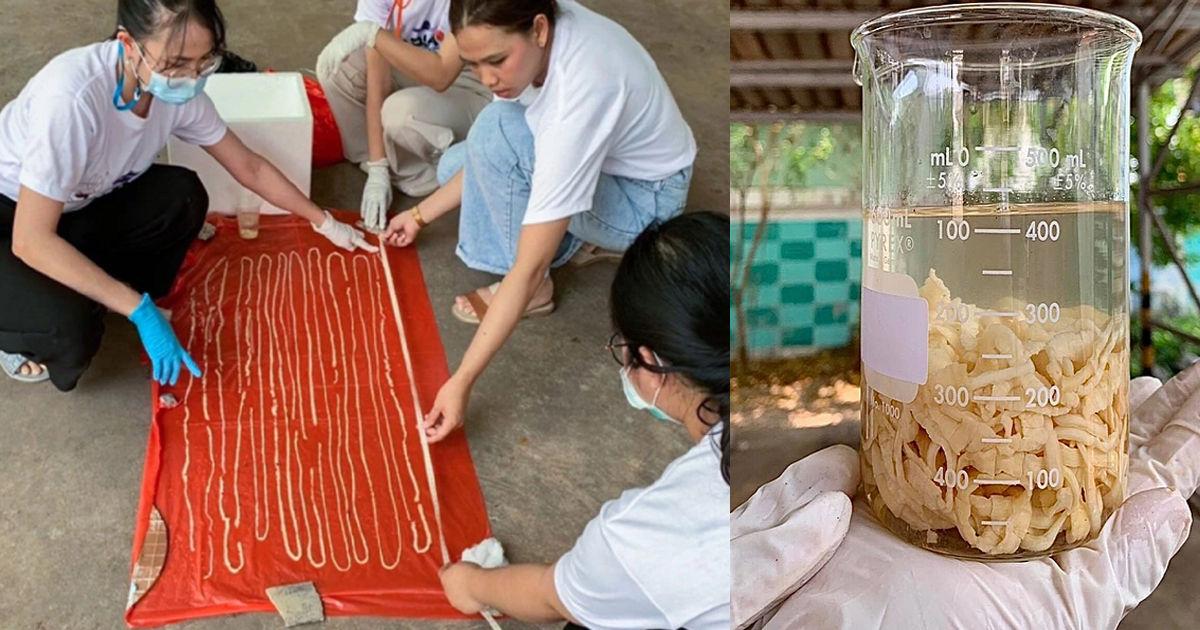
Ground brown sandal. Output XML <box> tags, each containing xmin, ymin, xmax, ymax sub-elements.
<box><xmin>451</xmin><ymin>282</ymin><xmax>556</xmax><ymax>325</ymax></box>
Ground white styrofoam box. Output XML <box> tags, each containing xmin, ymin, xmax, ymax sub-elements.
<box><xmin>167</xmin><ymin>72</ymin><xmax>312</xmax><ymax>216</ymax></box>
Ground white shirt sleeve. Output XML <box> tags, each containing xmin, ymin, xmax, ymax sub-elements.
<box><xmin>524</xmin><ymin>82</ymin><xmax>625</xmax><ymax>225</ymax></box>
<box><xmin>355</xmin><ymin>0</ymin><xmax>391</xmax><ymax>27</ymax></box>
<box><xmin>171</xmin><ymin>93</ymin><xmax>228</xmax><ymax>147</ymax></box>
<box><xmin>18</xmin><ymin>93</ymin><xmax>95</xmax><ymax>202</ymax></box>
<box><xmin>554</xmin><ymin>493</ymin><xmax>674</xmax><ymax>630</ymax></box>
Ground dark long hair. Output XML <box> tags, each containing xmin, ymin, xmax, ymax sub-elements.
<box><xmin>449</xmin><ymin>0</ymin><xmax>558</xmax><ymax>35</ymax></box>
<box><xmin>611</xmin><ymin>212</ymin><xmax>731</xmax><ymax>484</ymax></box>
<box><xmin>114</xmin><ymin>0</ymin><xmax>226</xmax><ymax>55</ymax></box>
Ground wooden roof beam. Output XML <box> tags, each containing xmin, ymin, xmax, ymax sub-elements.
<box><xmin>730</xmin><ymin>109</ymin><xmax>863</xmax><ymax>123</ymax></box>
<box><xmin>730</xmin><ymin>71</ymin><xmax>858</xmax><ymax>88</ymax></box>
<box><xmin>730</xmin><ymin>7</ymin><xmax>1200</xmax><ymax>32</ymax></box>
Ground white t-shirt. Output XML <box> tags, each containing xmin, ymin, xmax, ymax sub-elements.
<box><xmin>356</xmin><ymin>0</ymin><xmax>451</xmax><ymax>52</ymax></box>
<box><xmin>523</xmin><ymin>1</ymin><xmax>697</xmax><ymax>225</ymax></box>
<box><xmin>0</xmin><ymin>40</ymin><xmax>227</xmax><ymax>212</ymax></box>
<box><xmin>555</xmin><ymin>428</ymin><xmax>730</xmax><ymax>630</ymax></box>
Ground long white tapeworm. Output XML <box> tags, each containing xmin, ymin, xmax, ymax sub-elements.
<box><xmin>220</xmin><ymin>393</ymin><xmax>246</xmax><ymax>574</ymax></box>
<box><xmin>252</xmin><ymin>255</ymin><xmax>272</xmax><ymax>542</ymax></box>
<box><xmin>326</xmin><ymin>253</ymin><xmax>371</xmax><ymax>566</ymax></box>
<box><xmin>200</xmin><ymin>260</ymin><xmax>227</xmax><ymax>580</ymax></box>
<box><xmin>266</xmin><ymin>254</ymin><xmax>303</xmax><ymax>562</ymax></box>
<box><xmin>353</xmin><ymin>256</ymin><xmax>406</xmax><ymax>569</ymax></box>
<box><xmin>232</xmin><ymin>258</ymin><xmax>251</xmax><ymax>531</ymax></box>
<box><xmin>182</xmin><ymin>298</ymin><xmax>199</xmax><ymax>552</ymax></box>
<box><xmin>211</xmin><ymin>261</ymin><xmax>245</xmax><ymax>575</ymax></box>
<box><xmin>308</xmin><ymin>248</ymin><xmax>353</xmax><ymax>572</ymax></box>
<box><xmin>292</xmin><ymin>251</ymin><xmax>320</xmax><ymax>433</ymax></box>
<box><xmin>339</xmin><ymin>255</ymin><xmax>392</xmax><ymax>569</ymax></box>
<box><xmin>177</xmin><ymin>245</ymin><xmax>449</xmax><ymax>577</ymax></box>
<box><xmin>280</xmin><ymin>254</ymin><xmax>305</xmax><ymax>561</ymax></box>
<box><xmin>284</xmin><ymin>252</ymin><xmax>324</xmax><ymax>570</ymax></box>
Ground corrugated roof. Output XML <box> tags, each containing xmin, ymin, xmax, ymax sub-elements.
<box><xmin>731</xmin><ymin>0</ymin><xmax>1200</xmax><ymax>119</ymax></box>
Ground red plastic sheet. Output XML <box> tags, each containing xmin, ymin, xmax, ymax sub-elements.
<box><xmin>126</xmin><ymin>212</ymin><xmax>490</xmax><ymax>627</ymax></box>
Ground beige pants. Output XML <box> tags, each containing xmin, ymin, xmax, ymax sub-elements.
<box><xmin>319</xmin><ymin>48</ymin><xmax>491</xmax><ymax>196</ymax></box>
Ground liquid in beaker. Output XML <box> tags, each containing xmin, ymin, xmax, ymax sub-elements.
<box><xmin>860</xmin><ymin>202</ymin><xmax>1129</xmax><ymax>560</ymax></box>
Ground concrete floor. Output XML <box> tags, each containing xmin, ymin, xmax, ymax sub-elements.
<box><xmin>0</xmin><ymin>1</ymin><xmax>726</xmax><ymax>628</ymax></box>
<box><xmin>732</xmin><ymin>417</ymin><xmax>1200</xmax><ymax>629</ymax></box>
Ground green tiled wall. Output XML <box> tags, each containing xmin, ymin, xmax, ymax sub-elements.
<box><xmin>732</xmin><ymin>218</ymin><xmax>862</xmax><ymax>357</ymax></box>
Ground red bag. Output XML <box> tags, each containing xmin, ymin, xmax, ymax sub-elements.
<box><xmin>264</xmin><ymin>69</ymin><xmax>346</xmax><ymax>168</ymax></box>
<box><xmin>305</xmin><ymin>75</ymin><xmax>346</xmax><ymax>168</ymax></box>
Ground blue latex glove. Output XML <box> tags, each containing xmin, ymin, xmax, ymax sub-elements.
<box><xmin>128</xmin><ymin>294</ymin><xmax>201</xmax><ymax>385</ymax></box>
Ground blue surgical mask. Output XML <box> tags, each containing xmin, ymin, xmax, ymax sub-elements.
<box><xmin>620</xmin><ymin>355</ymin><xmax>679</xmax><ymax>425</ymax></box>
<box><xmin>145</xmin><ymin>71</ymin><xmax>207</xmax><ymax>105</ymax></box>
<box><xmin>117</xmin><ymin>39</ymin><xmax>209</xmax><ymax>108</ymax></box>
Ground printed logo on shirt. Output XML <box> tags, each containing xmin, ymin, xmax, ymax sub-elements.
<box><xmin>73</xmin><ymin>168</ymin><xmax>143</xmax><ymax>201</ymax></box>
<box><xmin>72</xmin><ymin>172</ymin><xmax>109</xmax><ymax>201</ymax></box>
<box><xmin>111</xmin><ymin>169</ymin><xmax>144</xmax><ymax>191</ymax></box>
<box><xmin>407</xmin><ymin>20</ymin><xmax>445</xmax><ymax>52</ymax></box>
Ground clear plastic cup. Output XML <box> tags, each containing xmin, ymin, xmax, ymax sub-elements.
<box><xmin>236</xmin><ymin>186</ymin><xmax>260</xmax><ymax>240</ymax></box>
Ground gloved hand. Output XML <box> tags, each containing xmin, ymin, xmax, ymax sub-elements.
<box><xmin>361</xmin><ymin>160</ymin><xmax>392</xmax><ymax>232</ymax></box>
<box><xmin>129</xmin><ymin>293</ymin><xmax>201</xmax><ymax>386</ymax></box>
<box><xmin>316</xmin><ymin>21</ymin><xmax>381</xmax><ymax>84</ymax></box>
<box><xmin>731</xmin><ymin>445</ymin><xmax>858</xmax><ymax>629</ymax></box>
<box><xmin>313</xmin><ymin>210</ymin><xmax>379</xmax><ymax>253</ymax></box>
<box><xmin>739</xmin><ymin>364</ymin><xmax>1200</xmax><ymax>630</ymax></box>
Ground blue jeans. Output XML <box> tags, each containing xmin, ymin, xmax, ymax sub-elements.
<box><xmin>436</xmin><ymin>101</ymin><xmax>691</xmax><ymax>275</ymax></box>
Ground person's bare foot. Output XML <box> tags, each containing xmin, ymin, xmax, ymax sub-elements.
<box><xmin>18</xmin><ymin>360</ymin><xmax>47</xmax><ymax>377</ymax></box>
<box><xmin>454</xmin><ymin>276</ymin><xmax>555</xmax><ymax>318</ymax></box>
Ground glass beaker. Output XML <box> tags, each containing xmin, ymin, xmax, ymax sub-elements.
<box><xmin>236</xmin><ymin>186</ymin><xmax>261</xmax><ymax>240</ymax></box>
<box><xmin>852</xmin><ymin>4</ymin><xmax>1140</xmax><ymax>560</ymax></box>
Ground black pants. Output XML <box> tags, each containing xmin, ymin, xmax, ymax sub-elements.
<box><xmin>0</xmin><ymin>164</ymin><xmax>208</xmax><ymax>391</ymax></box>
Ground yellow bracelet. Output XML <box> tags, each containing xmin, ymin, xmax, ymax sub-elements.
<box><xmin>411</xmin><ymin>204</ymin><xmax>428</xmax><ymax>228</ymax></box>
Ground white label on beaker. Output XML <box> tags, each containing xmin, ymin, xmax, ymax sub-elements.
<box><xmin>861</xmin><ymin>267</ymin><xmax>928</xmax><ymax>403</ymax></box>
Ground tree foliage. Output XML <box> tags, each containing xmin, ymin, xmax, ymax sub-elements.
<box><xmin>1132</xmin><ymin>70</ymin><xmax>1200</xmax><ymax>268</ymax></box>
<box><xmin>730</xmin><ymin>122</ymin><xmax>849</xmax><ymax>366</ymax></box>
<box><xmin>1130</xmin><ymin>71</ymin><xmax>1200</xmax><ymax>375</ymax></box>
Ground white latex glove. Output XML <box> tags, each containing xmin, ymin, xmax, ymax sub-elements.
<box><xmin>316</xmin><ymin>21</ymin><xmax>381</xmax><ymax>83</ymax></box>
<box><xmin>313</xmin><ymin>210</ymin><xmax>379</xmax><ymax>253</ymax></box>
<box><xmin>744</xmin><ymin>363</ymin><xmax>1200</xmax><ymax>630</ymax></box>
<box><xmin>361</xmin><ymin>160</ymin><xmax>392</xmax><ymax>232</ymax></box>
<box><xmin>731</xmin><ymin>444</ymin><xmax>859</xmax><ymax>630</ymax></box>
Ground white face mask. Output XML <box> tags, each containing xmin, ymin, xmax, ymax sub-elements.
<box><xmin>619</xmin><ymin>354</ymin><xmax>680</xmax><ymax>425</ymax></box>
